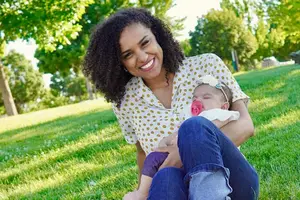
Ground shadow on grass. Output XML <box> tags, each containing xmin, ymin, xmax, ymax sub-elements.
<box><xmin>7</xmin><ymin>150</ymin><xmax>137</xmax><ymax>200</ymax></box>
<box><xmin>0</xmin><ymin>109</ymin><xmax>117</xmax><ymax>163</ymax></box>
<box><xmin>1</xmin><ymin>135</ymin><xmax>125</xmax><ymax>183</ymax></box>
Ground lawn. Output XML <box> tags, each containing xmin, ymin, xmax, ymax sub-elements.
<box><xmin>0</xmin><ymin>65</ymin><xmax>299</xmax><ymax>199</ymax></box>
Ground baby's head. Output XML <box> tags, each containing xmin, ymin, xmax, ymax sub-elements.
<box><xmin>192</xmin><ymin>75</ymin><xmax>232</xmax><ymax>113</ymax></box>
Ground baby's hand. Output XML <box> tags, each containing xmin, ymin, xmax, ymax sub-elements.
<box><xmin>123</xmin><ymin>190</ymin><xmax>147</xmax><ymax>200</ymax></box>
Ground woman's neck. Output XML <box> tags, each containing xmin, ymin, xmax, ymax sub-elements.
<box><xmin>143</xmin><ymin>68</ymin><xmax>174</xmax><ymax>90</ymax></box>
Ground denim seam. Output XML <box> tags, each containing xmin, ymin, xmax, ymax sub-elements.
<box><xmin>184</xmin><ymin>163</ymin><xmax>232</xmax><ymax>193</ymax></box>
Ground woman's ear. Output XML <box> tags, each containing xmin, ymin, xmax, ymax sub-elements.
<box><xmin>221</xmin><ymin>102</ymin><xmax>230</xmax><ymax>110</ymax></box>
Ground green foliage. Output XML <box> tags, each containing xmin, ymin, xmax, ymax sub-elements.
<box><xmin>138</xmin><ymin>0</ymin><xmax>185</xmax><ymax>36</ymax></box>
<box><xmin>251</xmin><ymin>19</ymin><xmax>286</xmax><ymax>61</ymax></box>
<box><xmin>220</xmin><ymin>0</ymin><xmax>298</xmax><ymax>62</ymax></box>
<box><xmin>189</xmin><ymin>9</ymin><xmax>258</xmax><ymax>70</ymax></box>
<box><xmin>261</xmin><ymin>0</ymin><xmax>300</xmax><ymax>59</ymax></box>
<box><xmin>265</xmin><ymin>0</ymin><xmax>300</xmax><ymax>44</ymax></box>
<box><xmin>0</xmin><ymin>0</ymin><xmax>95</xmax><ymax>116</ymax></box>
<box><xmin>0</xmin><ymin>50</ymin><xmax>45</xmax><ymax>113</ymax></box>
<box><xmin>0</xmin><ymin>0</ymin><xmax>93</xmax><ymax>51</ymax></box>
<box><xmin>50</xmin><ymin>72</ymin><xmax>88</xmax><ymax>101</ymax></box>
<box><xmin>179</xmin><ymin>39</ymin><xmax>192</xmax><ymax>57</ymax></box>
<box><xmin>220</xmin><ymin>0</ymin><xmax>258</xmax><ymax>30</ymax></box>
<box><xmin>35</xmin><ymin>0</ymin><xmax>131</xmax><ymax>75</ymax></box>
<box><xmin>66</xmin><ymin>75</ymin><xmax>87</xmax><ymax>101</ymax></box>
<box><xmin>37</xmin><ymin>90</ymin><xmax>70</xmax><ymax>109</ymax></box>
<box><xmin>0</xmin><ymin>41</ymin><xmax>5</xmax><ymax>57</ymax></box>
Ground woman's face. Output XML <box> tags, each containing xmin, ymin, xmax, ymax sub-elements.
<box><xmin>119</xmin><ymin>23</ymin><xmax>163</xmax><ymax>81</ymax></box>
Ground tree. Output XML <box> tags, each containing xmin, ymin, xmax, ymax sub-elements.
<box><xmin>263</xmin><ymin>0</ymin><xmax>300</xmax><ymax>60</ymax></box>
<box><xmin>50</xmin><ymin>71</ymin><xmax>87</xmax><ymax>101</ymax></box>
<box><xmin>0</xmin><ymin>0</ymin><xmax>93</xmax><ymax>115</ymax></box>
<box><xmin>220</xmin><ymin>0</ymin><xmax>258</xmax><ymax>31</ymax></box>
<box><xmin>265</xmin><ymin>0</ymin><xmax>300</xmax><ymax>43</ymax></box>
<box><xmin>137</xmin><ymin>0</ymin><xmax>186</xmax><ymax>37</ymax></box>
<box><xmin>251</xmin><ymin>18</ymin><xmax>286</xmax><ymax>61</ymax></box>
<box><xmin>189</xmin><ymin>9</ymin><xmax>258</xmax><ymax>71</ymax></box>
<box><xmin>0</xmin><ymin>43</ymin><xmax>17</xmax><ymax>115</ymax></box>
<box><xmin>180</xmin><ymin>39</ymin><xmax>192</xmax><ymax>57</ymax></box>
<box><xmin>0</xmin><ymin>50</ymin><xmax>45</xmax><ymax>113</ymax></box>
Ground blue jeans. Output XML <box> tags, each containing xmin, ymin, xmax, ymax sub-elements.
<box><xmin>147</xmin><ymin>117</ymin><xmax>259</xmax><ymax>200</ymax></box>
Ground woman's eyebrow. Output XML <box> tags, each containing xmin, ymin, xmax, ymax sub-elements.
<box><xmin>138</xmin><ymin>35</ymin><xmax>148</xmax><ymax>44</ymax></box>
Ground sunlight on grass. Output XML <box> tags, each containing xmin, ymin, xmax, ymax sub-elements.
<box><xmin>4</xmin><ymin>161</ymin><xmax>101</xmax><ymax>199</ymax></box>
<box><xmin>0</xmin><ymin>99</ymin><xmax>110</xmax><ymax>133</ymax></box>
<box><xmin>261</xmin><ymin>109</ymin><xmax>300</xmax><ymax>130</ymax></box>
<box><xmin>0</xmin><ymin>124</ymin><xmax>121</xmax><ymax>180</ymax></box>
<box><xmin>249</xmin><ymin>97</ymin><xmax>284</xmax><ymax>112</ymax></box>
<box><xmin>288</xmin><ymin>69</ymin><xmax>300</xmax><ymax>77</ymax></box>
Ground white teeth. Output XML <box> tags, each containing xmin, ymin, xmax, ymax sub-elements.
<box><xmin>141</xmin><ymin>59</ymin><xmax>154</xmax><ymax>69</ymax></box>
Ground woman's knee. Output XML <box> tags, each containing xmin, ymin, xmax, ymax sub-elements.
<box><xmin>179</xmin><ymin>116</ymin><xmax>212</xmax><ymax>134</ymax></box>
<box><xmin>178</xmin><ymin>116</ymin><xmax>215</xmax><ymax>143</ymax></box>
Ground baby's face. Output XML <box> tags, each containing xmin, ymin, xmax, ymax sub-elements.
<box><xmin>192</xmin><ymin>85</ymin><xmax>225</xmax><ymax>111</ymax></box>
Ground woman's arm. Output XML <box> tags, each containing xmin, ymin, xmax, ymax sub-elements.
<box><xmin>220</xmin><ymin>100</ymin><xmax>255</xmax><ymax>146</ymax></box>
<box><xmin>136</xmin><ymin>141</ymin><xmax>146</xmax><ymax>187</ymax></box>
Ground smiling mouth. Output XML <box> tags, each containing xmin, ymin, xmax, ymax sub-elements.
<box><xmin>140</xmin><ymin>59</ymin><xmax>154</xmax><ymax>71</ymax></box>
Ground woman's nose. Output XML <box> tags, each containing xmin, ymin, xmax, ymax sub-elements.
<box><xmin>137</xmin><ymin>50</ymin><xmax>148</xmax><ymax>63</ymax></box>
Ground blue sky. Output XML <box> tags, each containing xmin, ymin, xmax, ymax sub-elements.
<box><xmin>5</xmin><ymin>0</ymin><xmax>221</xmax><ymax>87</ymax></box>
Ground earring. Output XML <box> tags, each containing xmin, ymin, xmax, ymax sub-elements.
<box><xmin>124</xmin><ymin>68</ymin><xmax>128</xmax><ymax>72</ymax></box>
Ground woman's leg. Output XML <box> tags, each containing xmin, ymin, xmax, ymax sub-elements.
<box><xmin>147</xmin><ymin>167</ymin><xmax>188</xmax><ymax>200</ymax></box>
<box><xmin>178</xmin><ymin>117</ymin><xmax>259</xmax><ymax>200</ymax></box>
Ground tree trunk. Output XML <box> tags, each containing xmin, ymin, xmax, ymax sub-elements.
<box><xmin>0</xmin><ymin>64</ymin><xmax>18</xmax><ymax>116</ymax></box>
<box><xmin>85</xmin><ymin>77</ymin><xmax>94</xmax><ymax>100</ymax></box>
<box><xmin>231</xmin><ymin>49</ymin><xmax>239</xmax><ymax>72</ymax></box>
<box><xmin>93</xmin><ymin>85</ymin><xmax>97</xmax><ymax>99</ymax></box>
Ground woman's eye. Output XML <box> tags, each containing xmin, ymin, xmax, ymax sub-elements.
<box><xmin>123</xmin><ymin>53</ymin><xmax>132</xmax><ymax>59</ymax></box>
<box><xmin>203</xmin><ymin>96</ymin><xmax>210</xmax><ymax>99</ymax></box>
<box><xmin>142</xmin><ymin>40</ymin><xmax>150</xmax><ymax>46</ymax></box>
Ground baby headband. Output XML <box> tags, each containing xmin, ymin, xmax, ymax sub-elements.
<box><xmin>196</xmin><ymin>75</ymin><xmax>229</xmax><ymax>103</ymax></box>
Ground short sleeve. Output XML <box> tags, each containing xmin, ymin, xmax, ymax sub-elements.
<box><xmin>112</xmin><ymin>103</ymin><xmax>137</xmax><ymax>144</ymax></box>
<box><xmin>205</xmin><ymin>54</ymin><xmax>249</xmax><ymax>104</ymax></box>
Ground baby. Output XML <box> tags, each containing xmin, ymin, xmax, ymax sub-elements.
<box><xmin>123</xmin><ymin>75</ymin><xmax>239</xmax><ymax>200</ymax></box>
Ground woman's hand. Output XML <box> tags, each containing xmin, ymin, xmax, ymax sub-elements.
<box><xmin>123</xmin><ymin>190</ymin><xmax>147</xmax><ymax>200</ymax></box>
<box><xmin>158</xmin><ymin>132</ymin><xmax>178</xmax><ymax>147</ymax></box>
<box><xmin>155</xmin><ymin>145</ymin><xmax>182</xmax><ymax>169</ymax></box>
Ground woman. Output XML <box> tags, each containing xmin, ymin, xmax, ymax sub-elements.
<box><xmin>83</xmin><ymin>8</ymin><xmax>259</xmax><ymax>199</ymax></box>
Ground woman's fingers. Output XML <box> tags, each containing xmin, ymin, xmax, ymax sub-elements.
<box><xmin>154</xmin><ymin>146</ymin><xmax>171</xmax><ymax>152</ymax></box>
<box><xmin>157</xmin><ymin>146</ymin><xmax>182</xmax><ymax>169</ymax></box>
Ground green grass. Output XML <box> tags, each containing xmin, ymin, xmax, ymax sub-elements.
<box><xmin>1</xmin><ymin>65</ymin><xmax>300</xmax><ymax>199</ymax></box>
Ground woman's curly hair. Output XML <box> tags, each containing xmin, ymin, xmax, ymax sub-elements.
<box><xmin>83</xmin><ymin>8</ymin><xmax>184</xmax><ymax>107</ymax></box>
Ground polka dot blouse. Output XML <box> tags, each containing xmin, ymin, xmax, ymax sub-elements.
<box><xmin>112</xmin><ymin>53</ymin><xmax>249</xmax><ymax>155</ymax></box>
